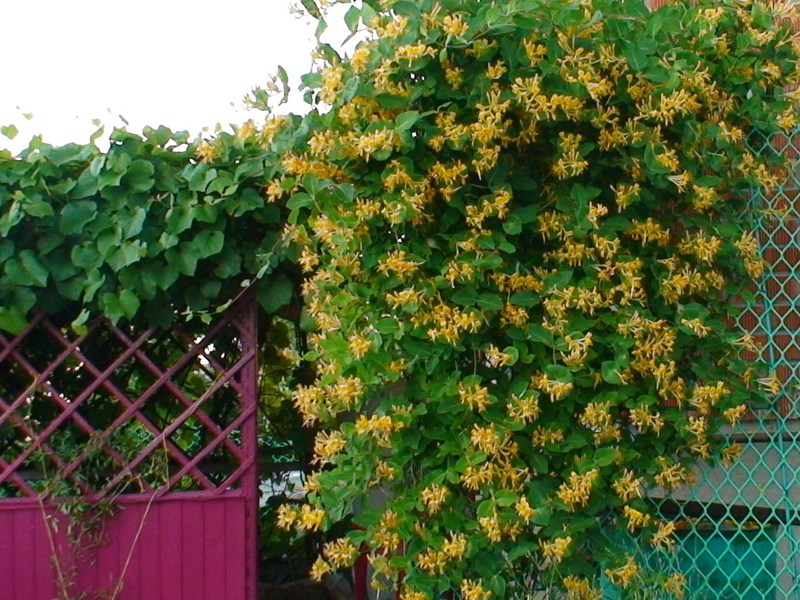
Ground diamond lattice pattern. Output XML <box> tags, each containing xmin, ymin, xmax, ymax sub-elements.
<box><xmin>0</xmin><ymin>301</ymin><xmax>256</xmax><ymax>500</ymax></box>
<box><xmin>650</xmin><ymin>130</ymin><xmax>800</xmax><ymax>599</ymax></box>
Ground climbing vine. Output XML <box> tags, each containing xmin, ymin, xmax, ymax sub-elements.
<box><xmin>272</xmin><ymin>0</ymin><xmax>800</xmax><ymax>598</ymax></box>
<box><xmin>0</xmin><ymin>124</ymin><xmax>301</xmax><ymax>332</ymax></box>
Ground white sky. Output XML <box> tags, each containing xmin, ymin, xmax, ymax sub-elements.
<box><xmin>1</xmin><ymin>0</ymin><xmax>351</xmax><ymax>152</ymax></box>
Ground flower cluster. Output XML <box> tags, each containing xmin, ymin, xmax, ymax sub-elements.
<box><xmin>274</xmin><ymin>0</ymin><xmax>799</xmax><ymax>597</ymax></box>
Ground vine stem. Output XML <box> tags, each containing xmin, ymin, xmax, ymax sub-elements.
<box><xmin>108</xmin><ymin>437</ymin><xmax>170</xmax><ymax>599</ymax></box>
<box><xmin>37</xmin><ymin>494</ymin><xmax>72</xmax><ymax>600</ymax></box>
<box><xmin>108</xmin><ymin>490</ymin><xmax>157</xmax><ymax>600</ymax></box>
<box><xmin>30</xmin><ymin>417</ymin><xmax>73</xmax><ymax>600</ymax></box>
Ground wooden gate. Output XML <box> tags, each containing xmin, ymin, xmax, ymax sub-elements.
<box><xmin>0</xmin><ymin>296</ymin><xmax>259</xmax><ymax>600</ymax></box>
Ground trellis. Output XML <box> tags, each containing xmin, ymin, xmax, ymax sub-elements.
<box><xmin>0</xmin><ymin>295</ymin><xmax>259</xmax><ymax>600</ymax></box>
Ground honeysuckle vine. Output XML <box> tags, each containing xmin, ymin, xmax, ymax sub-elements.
<box><xmin>272</xmin><ymin>0</ymin><xmax>800</xmax><ymax>598</ymax></box>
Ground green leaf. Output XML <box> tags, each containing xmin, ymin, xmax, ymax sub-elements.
<box><xmin>498</xmin><ymin>241</ymin><xmax>515</xmax><ymax>253</ymax></box>
<box><xmin>477</xmin><ymin>499</ymin><xmax>495</xmax><ymax>518</ymax></box>
<box><xmin>623</xmin><ymin>0</ymin><xmax>649</xmax><ymax>18</ymax></box>
<box><xmin>0</xmin><ymin>306</ymin><xmax>27</xmax><ymax>333</ymax></box>
<box><xmin>375</xmin><ymin>94</ymin><xmax>410</xmax><ymax>109</ymax></box>
<box><xmin>1</xmin><ymin>125</ymin><xmax>18</xmax><ymax>140</ymax></box>
<box><xmin>60</xmin><ymin>200</ymin><xmax>97</xmax><ymax>235</ymax></box>
<box><xmin>300</xmin><ymin>0</ymin><xmax>322</xmax><ymax>20</ymax></box>
<box><xmin>531</xmin><ymin>506</ymin><xmax>552</xmax><ymax>526</ymax></box>
<box><xmin>593</xmin><ymin>447</ymin><xmax>619</xmax><ymax>467</ymax></box>
<box><xmin>22</xmin><ymin>198</ymin><xmax>54</xmax><ymax>218</ymax></box>
<box><xmin>622</xmin><ymin>42</ymin><xmax>648</xmax><ymax>72</ymax></box>
<box><xmin>528</xmin><ymin>453</ymin><xmax>548</xmax><ymax>474</ymax></box>
<box><xmin>73</xmin><ymin>170</ymin><xmax>99</xmax><ymax>198</ymax></box>
<box><xmin>82</xmin><ymin>271</ymin><xmax>106</xmax><ymax>301</ymax></box>
<box><xmin>5</xmin><ymin>250</ymin><xmax>49</xmax><ymax>287</ymax></box>
<box><xmin>601</xmin><ymin>360</ymin><xmax>624</xmax><ymax>385</ymax></box>
<box><xmin>489</xmin><ymin>576</ymin><xmax>507</xmax><ymax>600</ymax></box>
<box><xmin>277</xmin><ymin>65</ymin><xmax>290</xmax><ymax>105</ymax></box>
<box><xmin>485</xmin><ymin>5</ymin><xmax>502</xmax><ymax>26</ymax></box>
<box><xmin>287</xmin><ymin>192</ymin><xmax>313</xmax><ymax>211</ymax></box>
<box><xmin>526</xmin><ymin>324</ymin><xmax>553</xmax><ymax>345</ymax></box>
<box><xmin>395</xmin><ymin>111</ymin><xmax>420</xmax><ymax>132</ymax></box>
<box><xmin>563</xmin><ymin>431</ymin><xmax>589</xmax><ymax>451</ymax></box>
<box><xmin>601</xmin><ymin>216</ymin><xmax>632</xmax><ymax>232</ymax></box>
<box><xmin>89</xmin><ymin>155</ymin><xmax>106</xmax><ymax>176</ymax></box>
<box><xmin>193</xmin><ymin>229</ymin><xmax>225</xmax><ymax>258</ymax></box>
<box><xmin>193</xmin><ymin>204</ymin><xmax>219</xmax><ymax>223</ymax></box>
<box><xmin>507</xmin><ymin>541</ymin><xmax>538</xmax><ymax>561</ymax></box>
<box><xmin>644</xmin><ymin>144</ymin><xmax>671</xmax><ymax>174</ymax></box>
<box><xmin>503</xmin><ymin>346</ymin><xmax>519</xmax><ymax>366</ymax></box>
<box><xmin>344</xmin><ymin>5</ymin><xmax>361</xmax><ymax>33</ymax></box>
<box><xmin>546</xmin><ymin>269</ymin><xmax>573</xmax><ymax>289</ymax></box>
<box><xmin>125</xmin><ymin>160</ymin><xmax>155</xmax><ymax>192</ymax></box>
<box><xmin>46</xmin><ymin>143</ymin><xmax>93</xmax><ymax>166</ymax></box>
<box><xmin>680</xmin><ymin>302</ymin><xmax>710</xmax><ymax>320</ymax></box>
<box><xmin>108</xmin><ymin>240</ymin><xmax>146</xmax><ymax>271</ymax></box>
<box><xmin>375</xmin><ymin>318</ymin><xmax>399</xmax><ymax>335</ymax></box>
<box><xmin>495</xmin><ymin>489</ymin><xmax>518</xmax><ymax>507</ymax></box>
<box><xmin>258</xmin><ymin>274</ymin><xmax>294</xmax><ymax>313</ymax></box>
<box><xmin>476</xmin><ymin>293</ymin><xmax>504</xmax><ymax>311</ymax></box>
<box><xmin>70</xmin><ymin>308</ymin><xmax>91</xmax><ymax>335</ymax></box>
<box><xmin>122</xmin><ymin>207</ymin><xmax>147</xmax><ymax>239</ymax></box>
<box><xmin>502</xmin><ymin>215</ymin><xmax>523</xmax><ymax>235</ymax></box>
<box><xmin>301</xmin><ymin>72</ymin><xmax>324</xmax><ymax>90</ymax></box>
<box><xmin>571</xmin><ymin>184</ymin><xmax>602</xmax><ymax>204</ymax></box>
<box><xmin>511</xmin><ymin>204</ymin><xmax>539</xmax><ymax>224</ymax></box>
<box><xmin>301</xmin><ymin>173</ymin><xmax>326</xmax><ymax>197</ymax></box>
<box><xmin>509</xmin><ymin>291</ymin><xmax>538</xmax><ymax>307</ymax></box>
<box><xmin>314</xmin><ymin>16</ymin><xmax>328</xmax><ymax>39</ymax></box>
<box><xmin>168</xmin><ymin>246</ymin><xmax>198</xmax><ymax>276</ymax></box>
<box><xmin>0</xmin><ymin>197</ymin><xmax>22</xmax><ymax>237</ymax></box>
<box><xmin>101</xmin><ymin>289</ymin><xmax>140</xmax><ymax>323</ymax></box>
<box><xmin>98</xmin><ymin>168</ymin><xmax>124</xmax><ymax>190</ymax></box>
<box><xmin>0</xmin><ymin>240</ymin><xmax>12</xmax><ymax>262</ymax></box>
<box><xmin>360</xmin><ymin>2</ymin><xmax>377</xmax><ymax>26</ymax></box>
<box><xmin>392</xmin><ymin>1</ymin><xmax>421</xmax><ymax>19</ymax></box>
<box><xmin>451</xmin><ymin>286</ymin><xmax>477</xmax><ymax>306</ymax></box>
<box><xmin>646</xmin><ymin>10</ymin><xmax>663</xmax><ymax>37</ymax></box>
<box><xmin>545</xmin><ymin>364</ymin><xmax>573</xmax><ymax>383</ymax></box>
<box><xmin>118</xmin><ymin>289</ymin><xmax>140</xmax><ymax>319</ymax></box>
<box><xmin>227</xmin><ymin>187</ymin><xmax>265</xmax><ymax>218</ymax></box>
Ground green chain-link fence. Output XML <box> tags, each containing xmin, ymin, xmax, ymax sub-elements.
<box><xmin>648</xmin><ymin>129</ymin><xmax>800</xmax><ymax>600</ymax></box>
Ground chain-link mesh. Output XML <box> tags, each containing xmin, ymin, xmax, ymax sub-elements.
<box><xmin>645</xmin><ymin>130</ymin><xmax>800</xmax><ymax>600</ymax></box>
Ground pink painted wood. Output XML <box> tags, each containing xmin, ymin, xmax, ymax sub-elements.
<box><xmin>0</xmin><ymin>295</ymin><xmax>259</xmax><ymax>600</ymax></box>
<box><xmin>0</xmin><ymin>494</ymin><xmax>251</xmax><ymax>600</ymax></box>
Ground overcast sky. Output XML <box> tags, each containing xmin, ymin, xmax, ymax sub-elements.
<box><xmin>2</xmin><ymin>0</ymin><xmax>349</xmax><ymax>152</ymax></box>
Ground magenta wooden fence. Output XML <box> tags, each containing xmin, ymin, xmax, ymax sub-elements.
<box><xmin>0</xmin><ymin>296</ymin><xmax>259</xmax><ymax>600</ymax></box>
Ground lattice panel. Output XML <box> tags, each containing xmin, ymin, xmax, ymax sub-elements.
<box><xmin>0</xmin><ymin>297</ymin><xmax>257</xmax><ymax>499</ymax></box>
<box><xmin>648</xmin><ymin>128</ymin><xmax>800</xmax><ymax>600</ymax></box>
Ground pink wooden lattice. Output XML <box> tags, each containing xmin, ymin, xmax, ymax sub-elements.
<box><xmin>0</xmin><ymin>295</ymin><xmax>259</xmax><ymax>600</ymax></box>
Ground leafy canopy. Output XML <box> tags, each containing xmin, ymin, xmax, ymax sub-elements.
<box><xmin>0</xmin><ymin>124</ymin><xmax>303</xmax><ymax>332</ymax></box>
<box><xmin>272</xmin><ymin>0</ymin><xmax>800</xmax><ymax>598</ymax></box>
